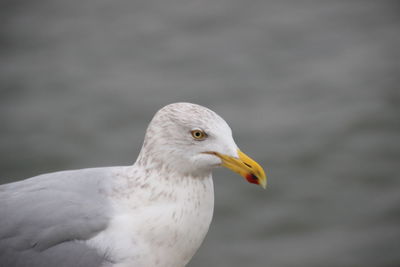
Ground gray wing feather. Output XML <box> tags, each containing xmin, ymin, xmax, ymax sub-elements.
<box><xmin>0</xmin><ymin>167</ymin><xmax>116</xmax><ymax>267</ymax></box>
<box><xmin>1</xmin><ymin>242</ymin><xmax>108</xmax><ymax>267</ymax></box>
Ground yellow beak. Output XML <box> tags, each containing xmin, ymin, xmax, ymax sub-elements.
<box><xmin>206</xmin><ymin>149</ymin><xmax>267</xmax><ymax>189</ymax></box>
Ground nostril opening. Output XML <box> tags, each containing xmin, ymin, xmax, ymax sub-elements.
<box><xmin>243</xmin><ymin>162</ymin><xmax>252</xmax><ymax>168</ymax></box>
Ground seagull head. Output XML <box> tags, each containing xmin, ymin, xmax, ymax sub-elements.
<box><xmin>137</xmin><ymin>102</ymin><xmax>267</xmax><ymax>188</ymax></box>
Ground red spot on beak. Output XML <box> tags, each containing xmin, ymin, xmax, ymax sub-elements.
<box><xmin>245</xmin><ymin>174</ymin><xmax>259</xmax><ymax>185</ymax></box>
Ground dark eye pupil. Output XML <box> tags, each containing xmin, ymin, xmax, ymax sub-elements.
<box><xmin>192</xmin><ymin>130</ymin><xmax>206</xmax><ymax>139</ymax></box>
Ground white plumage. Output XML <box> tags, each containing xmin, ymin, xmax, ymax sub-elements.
<box><xmin>0</xmin><ymin>102</ymin><xmax>266</xmax><ymax>267</ymax></box>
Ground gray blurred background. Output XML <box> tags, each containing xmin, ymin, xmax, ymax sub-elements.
<box><xmin>1</xmin><ymin>0</ymin><xmax>399</xmax><ymax>266</ymax></box>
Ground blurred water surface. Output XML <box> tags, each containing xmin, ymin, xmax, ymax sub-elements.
<box><xmin>1</xmin><ymin>0</ymin><xmax>399</xmax><ymax>266</ymax></box>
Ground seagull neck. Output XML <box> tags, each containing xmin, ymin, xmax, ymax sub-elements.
<box><xmin>113</xmin><ymin>163</ymin><xmax>213</xmax><ymax>207</ymax></box>
<box><xmin>134</xmin><ymin>153</ymin><xmax>213</xmax><ymax>180</ymax></box>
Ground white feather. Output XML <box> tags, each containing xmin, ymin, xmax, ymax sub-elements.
<box><xmin>85</xmin><ymin>103</ymin><xmax>238</xmax><ymax>267</ymax></box>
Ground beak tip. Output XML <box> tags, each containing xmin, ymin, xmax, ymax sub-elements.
<box><xmin>260</xmin><ymin>181</ymin><xmax>267</xmax><ymax>189</ymax></box>
<box><xmin>258</xmin><ymin>175</ymin><xmax>267</xmax><ymax>189</ymax></box>
<box><xmin>245</xmin><ymin>173</ymin><xmax>267</xmax><ymax>189</ymax></box>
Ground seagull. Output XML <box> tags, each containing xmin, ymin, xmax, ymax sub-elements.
<box><xmin>0</xmin><ymin>102</ymin><xmax>266</xmax><ymax>267</ymax></box>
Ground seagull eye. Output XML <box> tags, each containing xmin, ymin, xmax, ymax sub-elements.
<box><xmin>191</xmin><ymin>129</ymin><xmax>207</xmax><ymax>140</ymax></box>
